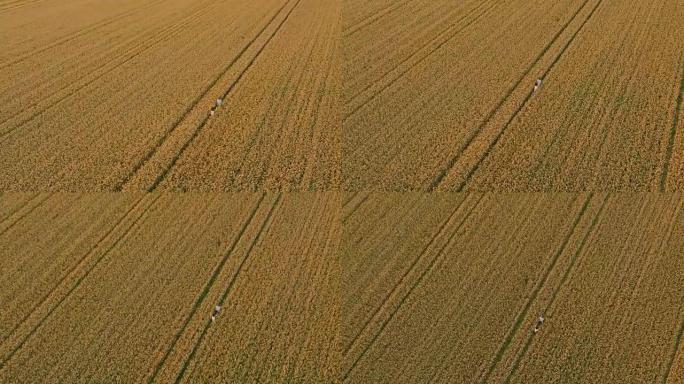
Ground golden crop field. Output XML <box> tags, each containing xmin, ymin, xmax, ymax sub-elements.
<box><xmin>343</xmin><ymin>0</ymin><xmax>684</xmax><ymax>191</ymax></box>
<box><xmin>342</xmin><ymin>193</ymin><xmax>684</xmax><ymax>383</ymax></box>
<box><xmin>0</xmin><ymin>0</ymin><xmax>339</xmax><ymax>191</ymax></box>
<box><xmin>0</xmin><ymin>193</ymin><xmax>339</xmax><ymax>383</ymax></box>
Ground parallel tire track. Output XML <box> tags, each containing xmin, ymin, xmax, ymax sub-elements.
<box><xmin>1</xmin><ymin>194</ymin><xmax>147</xmax><ymax>343</ymax></box>
<box><xmin>663</xmin><ymin>311</ymin><xmax>684</xmax><ymax>384</ymax></box>
<box><xmin>117</xmin><ymin>0</ymin><xmax>300</xmax><ymax>191</ymax></box>
<box><xmin>450</xmin><ymin>0</ymin><xmax>605</xmax><ymax>191</ymax></box>
<box><xmin>0</xmin><ymin>194</ymin><xmax>161</xmax><ymax>369</ymax></box>
<box><xmin>499</xmin><ymin>195</ymin><xmax>609</xmax><ymax>384</ymax></box>
<box><xmin>426</xmin><ymin>0</ymin><xmax>595</xmax><ymax>190</ymax></box>
<box><xmin>0</xmin><ymin>193</ymin><xmax>53</xmax><ymax>238</ymax></box>
<box><xmin>344</xmin><ymin>0</ymin><xmax>496</xmax><ymax>121</ymax></box>
<box><xmin>148</xmin><ymin>0</ymin><xmax>302</xmax><ymax>191</ymax></box>
<box><xmin>0</xmin><ymin>0</ymin><xmax>167</xmax><ymax>69</ymax></box>
<box><xmin>660</xmin><ymin>59</ymin><xmax>684</xmax><ymax>191</ymax></box>
<box><xmin>341</xmin><ymin>193</ymin><xmax>368</xmax><ymax>223</ymax></box>
<box><xmin>479</xmin><ymin>193</ymin><xmax>595</xmax><ymax>383</ymax></box>
<box><xmin>342</xmin><ymin>195</ymin><xmax>484</xmax><ymax>381</ymax></box>
<box><xmin>146</xmin><ymin>193</ymin><xmax>266</xmax><ymax>383</ymax></box>
<box><xmin>0</xmin><ymin>193</ymin><xmax>37</xmax><ymax>226</ymax></box>
<box><xmin>172</xmin><ymin>194</ymin><xmax>283</xmax><ymax>384</ymax></box>
<box><xmin>0</xmin><ymin>0</ymin><xmax>214</xmax><ymax>135</ymax></box>
<box><xmin>342</xmin><ymin>195</ymin><xmax>469</xmax><ymax>355</ymax></box>
<box><xmin>342</xmin><ymin>0</ymin><xmax>412</xmax><ymax>37</ymax></box>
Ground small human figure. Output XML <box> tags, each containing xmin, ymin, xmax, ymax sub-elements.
<box><xmin>533</xmin><ymin>78</ymin><xmax>542</xmax><ymax>92</ymax></box>
<box><xmin>211</xmin><ymin>305</ymin><xmax>221</xmax><ymax>322</ymax></box>
<box><xmin>216</xmin><ymin>98</ymin><xmax>223</xmax><ymax>107</ymax></box>
<box><xmin>209</xmin><ymin>109</ymin><xmax>215</xmax><ymax>117</ymax></box>
<box><xmin>533</xmin><ymin>314</ymin><xmax>545</xmax><ymax>333</ymax></box>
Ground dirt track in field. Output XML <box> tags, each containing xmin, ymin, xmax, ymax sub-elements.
<box><xmin>342</xmin><ymin>193</ymin><xmax>684</xmax><ymax>383</ymax></box>
<box><xmin>0</xmin><ymin>0</ymin><xmax>339</xmax><ymax>191</ymax></box>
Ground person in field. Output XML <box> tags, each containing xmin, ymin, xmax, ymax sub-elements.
<box><xmin>533</xmin><ymin>314</ymin><xmax>545</xmax><ymax>333</ymax></box>
<box><xmin>209</xmin><ymin>108</ymin><xmax>215</xmax><ymax>117</ymax></box>
<box><xmin>216</xmin><ymin>98</ymin><xmax>223</xmax><ymax>107</ymax></box>
<box><xmin>534</xmin><ymin>78</ymin><xmax>542</xmax><ymax>92</ymax></box>
<box><xmin>211</xmin><ymin>305</ymin><xmax>221</xmax><ymax>322</ymax></box>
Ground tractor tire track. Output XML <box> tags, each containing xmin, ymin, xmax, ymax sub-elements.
<box><xmin>0</xmin><ymin>0</ymin><xmax>215</xmax><ymax>135</ymax></box>
<box><xmin>1</xmin><ymin>194</ymin><xmax>147</xmax><ymax>344</ymax></box>
<box><xmin>117</xmin><ymin>0</ymin><xmax>299</xmax><ymax>191</ymax></box>
<box><xmin>499</xmin><ymin>195</ymin><xmax>609</xmax><ymax>384</ymax></box>
<box><xmin>342</xmin><ymin>194</ymin><xmax>469</xmax><ymax>356</ymax></box>
<box><xmin>0</xmin><ymin>193</ymin><xmax>53</xmax><ymax>238</ymax></box>
<box><xmin>149</xmin><ymin>0</ymin><xmax>302</xmax><ymax>191</ymax></box>
<box><xmin>0</xmin><ymin>0</ymin><xmax>168</xmax><ymax>69</ymax></box>
<box><xmin>450</xmin><ymin>0</ymin><xmax>605</xmax><ymax>191</ymax></box>
<box><xmin>341</xmin><ymin>192</ymin><xmax>368</xmax><ymax>223</ymax></box>
<box><xmin>478</xmin><ymin>193</ymin><xmax>596</xmax><ymax>383</ymax></box>
<box><xmin>660</xmin><ymin>57</ymin><xmax>684</xmax><ymax>191</ymax></box>
<box><xmin>0</xmin><ymin>193</ymin><xmax>37</xmax><ymax>226</ymax></box>
<box><xmin>172</xmin><ymin>194</ymin><xmax>283</xmax><ymax>384</ymax></box>
<box><xmin>427</xmin><ymin>0</ymin><xmax>596</xmax><ymax>190</ymax></box>
<box><xmin>146</xmin><ymin>193</ymin><xmax>266</xmax><ymax>384</ymax></box>
<box><xmin>342</xmin><ymin>194</ymin><xmax>484</xmax><ymax>381</ymax></box>
<box><xmin>343</xmin><ymin>0</ymin><xmax>412</xmax><ymax>37</ymax></box>
<box><xmin>663</xmin><ymin>308</ymin><xmax>684</xmax><ymax>384</ymax></box>
<box><xmin>344</xmin><ymin>0</ymin><xmax>496</xmax><ymax>121</ymax></box>
<box><xmin>0</xmin><ymin>194</ymin><xmax>161</xmax><ymax>369</ymax></box>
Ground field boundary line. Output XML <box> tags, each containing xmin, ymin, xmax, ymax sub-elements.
<box><xmin>499</xmin><ymin>194</ymin><xmax>609</xmax><ymax>384</ymax></box>
<box><xmin>1</xmin><ymin>194</ymin><xmax>147</xmax><ymax>344</ymax></box>
<box><xmin>0</xmin><ymin>0</ymin><xmax>216</xmax><ymax>136</ymax></box>
<box><xmin>145</xmin><ymin>193</ymin><xmax>266</xmax><ymax>383</ymax></box>
<box><xmin>427</xmin><ymin>0</ymin><xmax>595</xmax><ymax>190</ymax></box>
<box><xmin>344</xmin><ymin>0</ymin><xmax>496</xmax><ymax>121</ymax></box>
<box><xmin>0</xmin><ymin>0</ymin><xmax>168</xmax><ymax>69</ymax></box>
<box><xmin>0</xmin><ymin>193</ymin><xmax>52</xmax><ymax>238</ymax></box>
<box><xmin>478</xmin><ymin>193</ymin><xmax>596</xmax><ymax>383</ymax></box>
<box><xmin>0</xmin><ymin>194</ymin><xmax>161</xmax><ymax>369</ymax></box>
<box><xmin>342</xmin><ymin>195</ymin><xmax>484</xmax><ymax>381</ymax></box>
<box><xmin>118</xmin><ymin>0</ymin><xmax>300</xmax><ymax>191</ymax></box>
<box><xmin>660</xmin><ymin>56</ymin><xmax>684</xmax><ymax>191</ymax></box>
<box><xmin>452</xmin><ymin>0</ymin><xmax>605</xmax><ymax>191</ymax></box>
<box><xmin>172</xmin><ymin>194</ymin><xmax>283</xmax><ymax>384</ymax></box>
